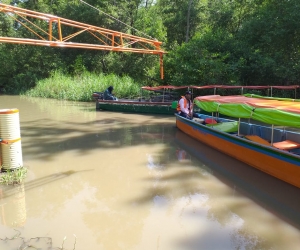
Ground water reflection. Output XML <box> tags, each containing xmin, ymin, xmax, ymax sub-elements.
<box><xmin>136</xmin><ymin>138</ymin><xmax>262</xmax><ymax>249</ymax></box>
<box><xmin>174</xmin><ymin>130</ymin><xmax>300</xmax><ymax>230</ymax></box>
<box><xmin>135</xmin><ymin>130</ymin><xmax>300</xmax><ymax>249</ymax></box>
<box><xmin>175</xmin><ymin>148</ymin><xmax>190</xmax><ymax>162</ymax></box>
<box><xmin>136</xmin><ymin>130</ymin><xmax>300</xmax><ymax>249</ymax></box>
<box><xmin>0</xmin><ymin>96</ymin><xmax>299</xmax><ymax>249</ymax></box>
<box><xmin>0</xmin><ymin>184</ymin><xmax>26</xmax><ymax>228</ymax></box>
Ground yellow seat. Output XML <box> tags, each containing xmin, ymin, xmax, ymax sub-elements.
<box><xmin>244</xmin><ymin>135</ymin><xmax>271</xmax><ymax>146</ymax></box>
<box><xmin>245</xmin><ymin>136</ymin><xmax>300</xmax><ymax>151</ymax></box>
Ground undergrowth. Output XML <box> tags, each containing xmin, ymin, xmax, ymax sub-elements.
<box><xmin>23</xmin><ymin>71</ymin><xmax>143</xmax><ymax>101</ymax></box>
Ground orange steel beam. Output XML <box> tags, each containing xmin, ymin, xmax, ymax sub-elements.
<box><xmin>0</xmin><ymin>3</ymin><xmax>165</xmax><ymax>78</ymax></box>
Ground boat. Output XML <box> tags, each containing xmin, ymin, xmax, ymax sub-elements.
<box><xmin>95</xmin><ymin>98</ymin><xmax>175</xmax><ymax>115</ymax></box>
<box><xmin>93</xmin><ymin>84</ymin><xmax>300</xmax><ymax>115</ymax></box>
<box><xmin>175</xmin><ymin>94</ymin><xmax>300</xmax><ymax>188</ymax></box>
<box><xmin>94</xmin><ymin>86</ymin><xmax>189</xmax><ymax>115</ymax></box>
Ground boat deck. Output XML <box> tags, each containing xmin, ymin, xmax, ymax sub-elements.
<box><xmin>192</xmin><ymin>113</ymin><xmax>300</xmax><ymax>154</ymax></box>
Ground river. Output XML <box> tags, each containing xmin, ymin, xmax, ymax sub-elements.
<box><xmin>0</xmin><ymin>95</ymin><xmax>299</xmax><ymax>250</ymax></box>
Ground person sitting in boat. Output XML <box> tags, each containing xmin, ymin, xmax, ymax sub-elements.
<box><xmin>177</xmin><ymin>90</ymin><xmax>193</xmax><ymax>119</ymax></box>
<box><xmin>103</xmin><ymin>86</ymin><xmax>118</xmax><ymax>101</ymax></box>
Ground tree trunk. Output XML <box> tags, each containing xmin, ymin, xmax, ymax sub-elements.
<box><xmin>186</xmin><ymin>0</ymin><xmax>193</xmax><ymax>43</ymax></box>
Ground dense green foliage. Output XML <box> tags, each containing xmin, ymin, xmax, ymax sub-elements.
<box><xmin>163</xmin><ymin>0</ymin><xmax>300</xmax><ymax>86</ymax></box>
<box><xmin>25</xmin><ymin>71</ymin><xmax>142</xmax><ymax>101</ymax></box>
<box><xmin>0</xmin><ymin>0</ymin><xmax>300</xmax><ymax>97</ymax></box>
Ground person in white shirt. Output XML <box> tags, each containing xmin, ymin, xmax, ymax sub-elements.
<box><xmin>176</xmin><ymin>91</ymin><xmax>193</xmax><ymax>119</ymax></box>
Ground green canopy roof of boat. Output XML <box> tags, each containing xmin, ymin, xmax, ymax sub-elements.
<box><xmin>194</xmin><ymin>95</ymin><xmax>300</xmax><ymax>128</ymax></box>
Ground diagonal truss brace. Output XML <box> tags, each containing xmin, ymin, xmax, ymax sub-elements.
<box><xmin>0</xmin><ymin>3</ymin><xmax>165</xmax><ymax>78</ymax></box>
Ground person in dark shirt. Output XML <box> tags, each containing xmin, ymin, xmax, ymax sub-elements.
<box><xmin>103</xmin><ymin>86</ymin><xmax>118</xmax><ymax>100</ymax></box>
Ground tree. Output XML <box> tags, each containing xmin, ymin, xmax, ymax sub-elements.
<box><xmin>0</xmin><ymin>0</ymin><xmax>167</xmax><ymax>92</ymax></box>
<box><xmin>158</xmin><ymin>0</ymin><xmax>204</xmax><ymax>48</ymax></box>
<box><xmin>237</xmin><ymin>0</ymin><xmax>300</xmax><ymax>84</ymax></box>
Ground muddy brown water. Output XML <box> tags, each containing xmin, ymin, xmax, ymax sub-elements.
<box><xmin>0</xmin><ymin>95</ymin><xmax>299</xmax><ymax>250</ymax></box>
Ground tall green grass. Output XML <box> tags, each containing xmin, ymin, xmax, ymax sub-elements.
<box><xmin>0</xmin><ymin>167</ymin><xmax>27</xmax><ymax>185</ymax></box>
<box><xmin>24</xmin><ymin>71</ymin><xmax>144</xmax><ymax>101</ymax></box>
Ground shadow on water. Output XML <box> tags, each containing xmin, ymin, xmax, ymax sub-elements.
<box><xmin>174</xmin><ymin>129</ymin><xmax>300</xmax><ymax>231</ymax></box>
<box><xmin>1</xmin><ymin>169</ymin><xmax>94</xmax><ymax>199</ymax></box>
<box><xmin>21</xmin><ymin>117</ymin><xmax>177</xmax><ymax>160</ymax></box>
<box><xmin>0</xmin><ymin>169</ymin><xmax>93</xmax><ymax>230</ymax></box>
<box><xmin>3</xmin><ymin>95</ymin><xmax>178</xmax><ymax>160</ymax></box>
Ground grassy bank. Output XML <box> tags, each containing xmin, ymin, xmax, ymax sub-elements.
<box><xmin>24</xmin><ymin>71</ymin><xmax>144</xmax><ymax>102</ymax></box>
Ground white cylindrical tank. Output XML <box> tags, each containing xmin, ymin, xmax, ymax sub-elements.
<box><xmin>0</xmin><ymin>109</ymin><xmax>23</xmax><ymax>170</ymax></box>
<box><xmin>1</xmin><ymin>139</ymin><xmax>23</xmax><ymax>170</ymax></box>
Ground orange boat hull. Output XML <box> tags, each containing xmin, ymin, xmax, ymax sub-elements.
<box><xmin>176</xmin><ymin>116</ymin><xmax>300</xmax><ymax>188</ymax></box>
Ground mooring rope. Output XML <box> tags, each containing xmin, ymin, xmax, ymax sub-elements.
<box><xmin>79</xmin><ymin>0</ymin><xmax>155</xmax><ymax>40</ymax></box>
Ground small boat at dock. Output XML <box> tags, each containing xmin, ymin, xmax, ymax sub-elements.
<box><xmin>93</xmin><ymin>85</ymin><xmax>189</xmax><ymax>115</ymax></box>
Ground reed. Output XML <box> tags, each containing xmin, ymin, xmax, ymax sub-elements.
<box><xmin>23</xmin><ymin>71</ymin><xmax>144</xmax><ymax>101</ymax></box>
<box><xmin>0</xmin><ymin>167</ymin><xmax>27</xmax><ymax>185</ymax></box>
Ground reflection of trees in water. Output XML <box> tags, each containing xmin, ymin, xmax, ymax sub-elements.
<box><xmin>145</xmin><ymin>165</ymin><xmax>272</xmax><ymax>249</ymax></box>
<box><xmin>21</xmin><ymin>96</ymin><xmax>97</xmax><ymax>121</ymax></box>
<box><xmin>173</xmin><ymin>130</ymin><xmax>300</xmax><ymax>249</ymax></box>
<box><xmin>177</xmin><ymin>207</ymin><xmax>267</xmax><ymax>249</ymax></box>
<box><xmin>120</xmin><ymin>129</ymin><xmax>286</xmax><ymax>250</ymax></box>
<box><xmin>138</xmin><ymin>158</ymin><xmax>268</xmax><ymax>249</ymax></box>
<box><xmin>201</xmin><ymin>199</ymin><xmax>271</xmax><ymax>249</ymax></box>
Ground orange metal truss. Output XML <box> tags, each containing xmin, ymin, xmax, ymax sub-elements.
<box><xmin>0</xmin><ymin>3</ymin><xmax>165</xmax><ymax>78</ymax></box>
